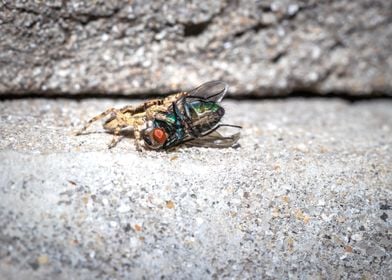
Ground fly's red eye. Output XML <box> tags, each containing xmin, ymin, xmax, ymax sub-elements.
<box><xmin>152</xmin><ymin>128</ymin><xmax>166</xmax><ymax>144</ymax></box>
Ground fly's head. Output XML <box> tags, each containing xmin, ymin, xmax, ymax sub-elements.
<box><xmin>141</xmin><ymin>116</ymin><xmax>186</xmax><ymax>150</ymax></box>
<box><xmin>141</xmin><ymin>120</ymin><xmax>169</xmax><ymax>150</ymax></box>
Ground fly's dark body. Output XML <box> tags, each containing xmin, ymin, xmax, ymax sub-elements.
<box><xmin>142</xmin><ymin>81</ymin><xmax>241</xmax><ymax>150</ymax></box>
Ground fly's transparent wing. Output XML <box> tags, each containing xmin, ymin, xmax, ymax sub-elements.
<box><xmin>186</xmin><ymin>81</ymin><xmax>228</xmax><ymax>102</ymax></box>
<box><xmin>185</xmin><ymin>130</ymin><xmax>241</xmax><ymax>148</ymax></box>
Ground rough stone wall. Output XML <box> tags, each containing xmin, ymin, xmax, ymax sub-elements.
<box><xmin>0</xmin><ymin>0</ymin><xmax>391</xmax><ymax>96</ymax></box>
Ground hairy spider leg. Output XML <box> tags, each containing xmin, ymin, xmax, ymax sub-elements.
<box><xmin>108</xmin><ymin>127</ymin><xmax>123</xmax><ymax>149</ymax></box>
<box><xmin>75</xmin><ymin>103</ymin><xmax>150</xmax><ymax>136</ymax></box>
<box><xmin>75</xmin><ymin>107</ymin><xmax>120</xmax><ymax>135</ymax></box>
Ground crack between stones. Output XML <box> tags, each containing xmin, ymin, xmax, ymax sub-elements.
<box><xmin>183</xmin><ymin>21</ymin><xmax>211</xmax><ymax>37</ymax></box>
<box><xmin>0</xmin><ymin>91</ymin><xmax>390</xmax><ymax>103</ymax></box>
<box><xmin>232</xmin><ymin>22</ymin><xmax>270</xmax><ymax>38</ymax></box>
<box><xmin>181</xmin><ymin>1</ymin><xmax>230</xmax><ymax>38</ymax></box>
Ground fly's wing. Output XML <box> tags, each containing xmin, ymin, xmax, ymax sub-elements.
<box><xmin>186</xmin><ymin>81</ymin><xmax>228</xmax><ymax>103</ymax></box>
<box><xmin>185</xmin><ymin>130</ymin><xmax>240</xmax><ymax>148</ymax></box>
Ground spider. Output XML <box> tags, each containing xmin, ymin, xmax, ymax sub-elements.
<box><xmin>75</xmin><ymin>91</ymin><xmax>186</xmax><ymax>150</ymax></box>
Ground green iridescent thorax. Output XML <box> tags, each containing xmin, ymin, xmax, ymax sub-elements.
<box><xmin>165</xmin><ymin>113</ymin><xmax>177</xmax><ymax>124</ymax></box>
<box><xmin>189</xmin><ymin>101</ymin><xmax>221</xmax><ymax>116</ymax></box>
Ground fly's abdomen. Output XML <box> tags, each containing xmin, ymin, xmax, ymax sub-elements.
<box><xmin>190</xmin><ymin>101</ymin><xmax>222</xmax><ymax>115</ymax></box>
<box><xmin>187</xmin><ymin>103</ymin><xmax>225</xmax><ymax>136</ymax></box>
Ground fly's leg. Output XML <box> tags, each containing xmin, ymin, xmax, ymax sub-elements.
<box><xmin>76</xmin><ymin>108</ymin><xmax>118</xmax><ymax>135</ymax></box>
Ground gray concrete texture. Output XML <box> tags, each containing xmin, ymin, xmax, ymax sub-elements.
<box><xmin>1</xmin><ymin>0</ymin><xmax>392</xmax><ymax>96</ymax></box>
<box><xmin>0</xmin><ymin>98</ymin><xmax>391</xmax><ymax>279</ymax></box>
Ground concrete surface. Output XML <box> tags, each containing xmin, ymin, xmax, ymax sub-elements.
<box><xmin>1</xmin><ymin>0</ymin><xmax>392</xmax><ymax>96</ymax></box>
<box><xmin>0</xmin><ymin>98</ymin><xmax>391</xmax><ymax>279</ymax></box>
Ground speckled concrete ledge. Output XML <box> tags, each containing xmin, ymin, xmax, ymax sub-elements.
<box><xmin>0</xmin><ymin>99</ymin><xmax>391</xmax><ymax>279</ymax></box>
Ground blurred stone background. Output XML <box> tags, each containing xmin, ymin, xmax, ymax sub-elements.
<box><xmin>1</xmin><ymin>0</ymin><xmax>391</xmax><ymax>96</ymax></box>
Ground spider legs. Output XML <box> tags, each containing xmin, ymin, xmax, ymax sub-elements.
<box><xmin>75</xmin><ymin>107</ymin><xmax>118</xmax><ymax>135</ymax></box>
